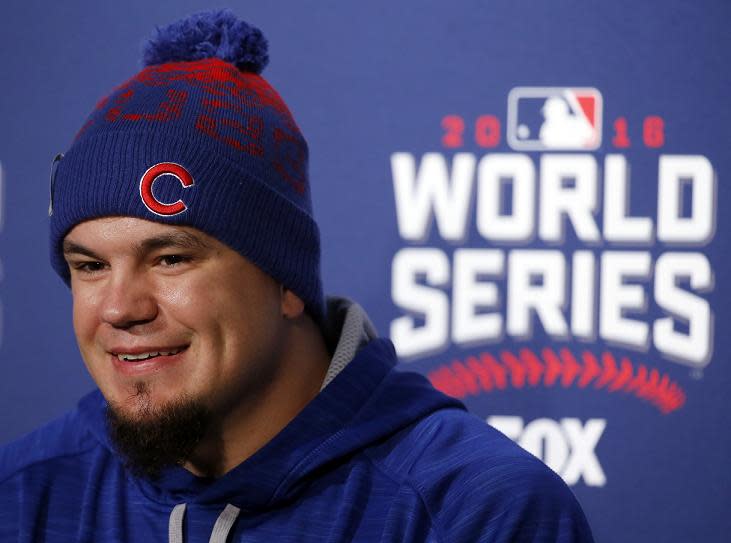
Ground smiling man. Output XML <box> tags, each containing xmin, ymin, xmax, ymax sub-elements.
<box><xmin>64</xmin><ymin>217</ymin><xmax>330</xmax><ymax>479</ymax></box>
<box><xmin>0</xmin><ymin>10</ymin><xmax>593</xmax><ymax>542</ymax></box>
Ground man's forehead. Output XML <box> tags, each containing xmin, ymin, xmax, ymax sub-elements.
<box><xmin>63</xmin><ymin>217</ymin><xmax>214</xmax><ymax>252</ymax></box>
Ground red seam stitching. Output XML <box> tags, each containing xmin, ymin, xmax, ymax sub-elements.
<box><xmin>427</xmin><ymin>347</ymin><xmax>686</xmax><ymax>414</ymax></box>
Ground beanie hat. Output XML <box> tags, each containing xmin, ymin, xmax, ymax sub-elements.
<box><xmin>49</xmin><ymin>10</ymin><xmax>324</xmax><ymax>322</ymax></box>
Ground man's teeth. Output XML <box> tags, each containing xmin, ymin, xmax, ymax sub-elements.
<box><xmin>117</xmin><ymin>349</ymin><xmax>182</xmax><ymax>361</ymax></box>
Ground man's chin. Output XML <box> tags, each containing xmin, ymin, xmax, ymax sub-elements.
<box><xmin>106</xmin><ymin>381</ymin><xmax>182</xmax><ymax>417</ymax></box>
<box><xmin>105</xmin><ymin>384</ymin><xmax>211</xmax><ymax>480</ymax></box>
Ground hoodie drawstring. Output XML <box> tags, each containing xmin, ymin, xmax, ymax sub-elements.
<box><xmin>169</xmin><ymin>503</ymin><xmax>242</xmax><ymax>543</ymax></box>
<box><xmin>208</xmin><ymin>504</ymin><xmax>242</xmax><ymax>542</ymax></box>
<box><xmin>168</xmin><ymin>504</ymin><xmax>186</xmax><ymax>543</ymax></box>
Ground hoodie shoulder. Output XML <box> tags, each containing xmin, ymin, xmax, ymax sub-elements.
<box><xmin>371</xmin><ymin>408</ymin><xmax>595</xmax><ymax>542</ymax></box>
<box><xmin>0</xmin><ymin>392</ymin><xmax>119</xmax><ymax>540</ymax></box>
<box><xmin>0</xmin><ymin>394</ymin><xmax>99</xmax><ymax>483</ymax></box>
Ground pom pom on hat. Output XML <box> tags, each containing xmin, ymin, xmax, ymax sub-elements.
<box><xmin>143</xmin><ymin>9</ymin><xmax>269</xmax><ymax>74</ymax></box>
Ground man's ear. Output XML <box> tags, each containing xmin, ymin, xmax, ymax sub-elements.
<box><xmin>280</xmin><ymin>286</ymin><xmax>305</xmax><ymax>319</ymax></box>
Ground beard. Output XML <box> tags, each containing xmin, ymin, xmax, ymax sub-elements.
<box><xmin>105</xmin><ymin>381</ymin><xmax>212</xmax><ymax>480</ymax></box>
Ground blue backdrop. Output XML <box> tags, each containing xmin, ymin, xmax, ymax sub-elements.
<box><xmin>1</xmin><ymin>2</ymin><xmax>729</xmax><ymax>541</ymax></box>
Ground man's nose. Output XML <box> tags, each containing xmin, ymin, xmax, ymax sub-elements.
<box><xmin>99</xmin><ymin>270</ymin><xmax>158</xmax><ymax>329</ymax></box>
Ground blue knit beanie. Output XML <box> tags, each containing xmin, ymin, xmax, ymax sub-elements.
<box><xmin>49</xmin><ymin>10</ymin><xmax>324</xmax><ymax>322</ymax></box>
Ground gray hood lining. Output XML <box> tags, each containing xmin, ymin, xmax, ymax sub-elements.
<box><xmin>321</xmin><ymin>297</ymin><xmax>378</xmax><ymax>390</ymax></box>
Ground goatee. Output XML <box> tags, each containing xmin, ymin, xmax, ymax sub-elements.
<box><xmin>105</xmin><ymin>382</ymin><xmax>211</xmax><ymax>480</ymax></box>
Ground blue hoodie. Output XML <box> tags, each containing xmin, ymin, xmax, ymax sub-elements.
<box><xmin>0</xmin><ymin>300</ymin><xmax>593</xmax><ymax>542</ymax></box>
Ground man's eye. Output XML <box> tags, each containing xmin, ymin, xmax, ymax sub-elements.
<box><xmin>159</xmin><ymin>254</ymin><xmax>190</xmax><ymax>267</ymax></box>
<box><xmin>73</xmin><ymin>261</ymin><xmax>105</xmax><ymax>273</ymax></box>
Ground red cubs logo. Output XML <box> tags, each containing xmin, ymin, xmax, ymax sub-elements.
<box><xmin>139</xmin><ymin>162</ymin><xmax>194</xmax><ymax>216</ymax></box>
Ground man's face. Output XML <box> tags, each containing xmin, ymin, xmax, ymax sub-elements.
<box><xmin>63</xmin><ymin>217</ymin><xmax>288</xmax><ymax>422</ymax></box>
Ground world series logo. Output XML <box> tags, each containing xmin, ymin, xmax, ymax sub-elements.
<box><xmin>387</xmin><ymin>86</ymin><xmax>717</xmax><ymax>486</ymax></box>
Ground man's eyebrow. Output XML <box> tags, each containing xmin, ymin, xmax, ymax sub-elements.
<box><xmin>136</xmin><ymin>231</ymin><xmax>213</xmax><ymax>255</ymax></box>
<box><xmin>62</xmin><ymin>240</ymin><xmax>100</xmax><ymax>260</ymax></box>
<box><xmin>62</xmin><ymin>232</ymin><xmax>212</xmax><ymax>259</ymax></box>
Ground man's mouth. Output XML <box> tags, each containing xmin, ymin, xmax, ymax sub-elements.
<box><xmin>114</xmin><ymin>347</ymin><xmax>186</xmax><ymax>362</ymax></box>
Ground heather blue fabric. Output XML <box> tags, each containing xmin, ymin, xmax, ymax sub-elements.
<box><xmin>0</xmin><ymin>338</ymin><xmax>593</xmax><ymax>542</ymax></box>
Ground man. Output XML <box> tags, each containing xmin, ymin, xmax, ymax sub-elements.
<box><xmin>0</xmin><ymin>10</ymin><xmax>593</xmax><ymax>542</ymax></box>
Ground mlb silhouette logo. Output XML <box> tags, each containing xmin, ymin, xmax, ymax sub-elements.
<box><xmin>507</xmin><ymin>87</ymin><xmax>603</xmax><ymax>150</ymax></box>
